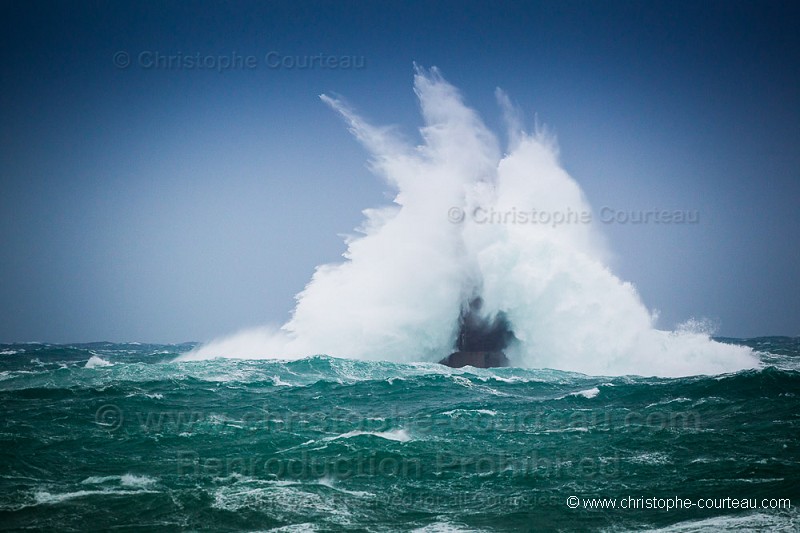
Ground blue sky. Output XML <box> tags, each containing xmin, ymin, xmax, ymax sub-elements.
<box><xmin>1</xmin><ymin>0</ymin><xmax>798</xmax><ymax>342</ymax></box>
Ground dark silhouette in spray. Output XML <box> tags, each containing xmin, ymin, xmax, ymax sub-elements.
<box><xmin>439</xmin><ymin>297</ymin><xmax>516</xmax><ymax>368</ymax></box>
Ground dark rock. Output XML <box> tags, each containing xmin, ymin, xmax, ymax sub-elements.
<box><xmin>438</xmin><ymin>297</ymin><xmax>516</xmax><ymax>368</ymax></box>
<box><xmin>438</xmin><ymin>350</ymin><xmax>510</xmax><ymax>368</ymax></box>
<box><xmin>455</xmin><ymin>297</ymin><xmax>516</xmax><ymax>353</ymax></box>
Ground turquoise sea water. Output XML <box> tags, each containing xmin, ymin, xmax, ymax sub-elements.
<box><xmin>1</xmin><ymin>338</ymin><xmax>798</xmax><ymax>531</ymax></box>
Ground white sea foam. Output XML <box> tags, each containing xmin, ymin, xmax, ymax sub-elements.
<box><xmin>451</xmin><ymin>376</ymin><xmax>475</xmax><ymax>388</ymax></box>
<box><xmin>211</xmin><ymin>482</ymin><xmax>352</xmax><ymax>524</ymax></box>
<box><xmin>120</xmin><ymin>474</ymin><xmax>157</xmax><ymax>487</ymax></box>
<box><xmin>80</xmin><ymin>474</ymin><xmax>157</xmax><ymax>487</ymax></box>
<box><xmin>35</xmin><ymin>475</ymin><xmax>158</xmax><ymax>505</ymax></box>
<box><xmin>178</xmin><ymin>66</ymin><xmax>759</xmax><ymax>377</ymax></box>
<box><xmin>412</xmin><ymin>523</ymin><xmax>490</xmax><ymax>533</ymax></box>
<box><xmin>81</xmin><ymin>476</ymin><xmax>119</xmax><ymax>484</ymax></box>
<box><xmin>645</xmin><ymin>397</ymin><xmax>691</xmax><ymax>409</ymax></box>
<box><xmin>267</xmin><ymin>524</ymin><xmax>320</xmax><ymax>532</ymax></box>
<box><xmin>272</xmin><ymin>375</ymin><xmax>292</xmax><ymax>386</ymax></box>
<box><xmin>35</xmin><ymin>489</ymin><xmax>112</xmax><ymax>504</ymax></box>
<box><xmin>571</xmin><ymin>387</ymin><xmax>600</xmax><ymax>399</ymax></box>
<box><xmin>327</xmin><ymin>429</ymin><xmax>411</xmax><ymax>442</ymax></box>
<box><xmin>629</xmin><ymin>452</ymin><xmax>671</xmax><ymax>465</ymax></box>
<box><xmin>441</xmin><ymin>408</ymin><xmax>498</xmax><ymax>417</ymax></box>
<box><xmin>644</xmin><ymin>510</ymin><xmax>799</xmax><ymax>532</ymax></box>
<box><xmin>84</xmin><ymin>355</ymin><xmax>112</xmax><ymax>368</ymax></box>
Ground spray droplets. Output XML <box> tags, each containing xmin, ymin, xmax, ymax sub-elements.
<box><xmin>181</xmin><ymin>67</ymin><xmax>758</xmax><ymax>377</ymax></box>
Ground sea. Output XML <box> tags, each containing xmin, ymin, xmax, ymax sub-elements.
<box><xmin>1</xmin><ymin>337</ymin><xmax>798</xmax><ymax>532</ymax></box>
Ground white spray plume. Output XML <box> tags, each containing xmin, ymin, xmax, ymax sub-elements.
<box><xmin>179</xmin><ymin>66</ymin><xmax>758</xmax><ymax>377</ymax></box>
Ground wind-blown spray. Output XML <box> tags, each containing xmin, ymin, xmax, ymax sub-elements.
<box><xmin>180</xmin><ymin>67</ymin><xmax>758</xmax><ymax>377</ymax></box>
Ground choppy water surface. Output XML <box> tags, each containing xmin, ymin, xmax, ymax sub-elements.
<box><xmin>0</xmin><ymin>338</ymin><xmax>798</xmax><ymax>531</ymax></box>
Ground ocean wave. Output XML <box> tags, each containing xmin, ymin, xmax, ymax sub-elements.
<box><xmin>85</xmin><ymin>355</ymin><xmax>113</xmax><ymax>368</ymax></box>
<box><xmin>1</xmin><ymin>340</ymin><xmax>798</xmax><ymax>531</ymax></box>
<box><xmin>570</xmin><ymin>387</ymin><xmax>600</xmax><ymax>399</ymax></box>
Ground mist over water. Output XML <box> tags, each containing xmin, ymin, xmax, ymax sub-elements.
<box><xmin>181</xmin><ymin>67</ymin><xmax>758</xmax><ymax>377</ymax></box>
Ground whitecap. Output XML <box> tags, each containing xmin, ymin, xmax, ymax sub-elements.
<box><xmin>84</xmin><ymin>355</ymin><xmax>112</xmax><ymax>368</ymax></box>
<box><xmin>35</xmin><ymin>489</ymin><xmax>111</xmax><ymax>504</ymax></box>
<box><xmin>211</xmin><ymin>482</ymin><xmax>352</xmax><ymax>523</ymax></box>
<box><xmin>441</xmin><ymin>408</ymin><xmax>497</xmax><ymax>417</ymax></box>
<box><xmin>412</xmin><ymin>522</ymin><xmax>489</xmax><ymax>533</ymax></box>
<box><xmin>272</xmin><ymin>375</ymin><xmax>293</xmax><ymax>386</ymax></box>
<box><xmin>645</xmin><ymin>397</ymin><xmax>691</xmax><ymax>408</ymax></box>
<box><xmin>555</xmin><ymin>387</ymin><xmax>600</xmax><ymax>400</ymax></box>
<box><xmin>267</xmin><ymin>524</ymin><xmax>320</xmax><ymax>532</ymax></box>
<box><xmin>327</xmin><ymin>428</ymin><xmax>411</xmax><ymax>442</ymax></box>
<box><xmin>81</xmin><ymin>476</ymin><xmax>119</xmax><ymax>484</ymax></box>
<box><xmin>628</xmin><ymin>452</ymin><xmax>671</xmax><ymax>465</ymax></box>
<box><xmin>120</xmin><ymin>474</ymin><xmax>157</xmax><ymax>487</ymax></box>
<box><xmin>34</xmin><ymin>483</ymin><xmax>158</xmax><ymax>505</ymax></box>
<box><xmin>572</xmin><ymin>387</ymin><xmax>600</xmax><ymax>399</ymax></box>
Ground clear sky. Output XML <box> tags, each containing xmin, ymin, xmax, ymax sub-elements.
<box><xmin>1</xmin><ymin>0</ymin><xmax>798</xmax><ymax>343</ymax></box>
